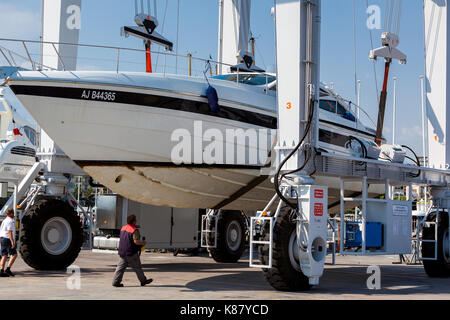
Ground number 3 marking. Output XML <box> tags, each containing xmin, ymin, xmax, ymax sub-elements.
<box><xmin>286</xmin><ymin>102</ymin><xmax>292</xmax><ymax>109</ymax></box>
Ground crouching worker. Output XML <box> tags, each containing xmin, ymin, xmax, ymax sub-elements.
<box><xmin>0</xmin><ymin>209</ymin><xmax>18</xmax><ymax>277</ymax></box>
<box><xmin>112</xmin><ymin>214</ymin><xmax>153</xmax><ymax>287</ymax></box>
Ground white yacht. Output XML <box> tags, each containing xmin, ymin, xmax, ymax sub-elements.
<box><xmin>8</xmin><ymin>70</ymin><xmax>382</xmax><ymax>210</ymax></box>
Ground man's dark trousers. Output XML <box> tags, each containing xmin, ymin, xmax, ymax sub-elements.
<box><xmin>112</xmin><ymin>253</ymin><xmax>146</xmax><ymax>285</ymax></box>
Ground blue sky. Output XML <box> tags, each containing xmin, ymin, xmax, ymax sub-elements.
<box><xmin>0</xmin><ymin>0</ymin><xmax>427</xmax><ymax>153</ymax></box>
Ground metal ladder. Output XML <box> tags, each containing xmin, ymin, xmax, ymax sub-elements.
<box><xmin>200</xmin><ymin>209</ymin><xmax>219</xmax><ymax>249</ymax></box>
<box><xmin>249</xmin><ymin>215</ymin><xmax>273</xmax><ymax>268</ymax></box>
<box><xmin>418</xmin><ymin>203</ymin><xmax>439</xmax><ymax>261</ymax></box>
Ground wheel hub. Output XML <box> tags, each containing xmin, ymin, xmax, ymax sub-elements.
<box><xmin>226</xmin><ymin>221</ymin><xmax>242</xmax><ymax>251</ymax></box>
<box><xmin>47</xmin><ymin>228</ymin><xmax>61</xmax><ymax>243</ymax></box>
<box><xmin>41</xmin><ymin>217</ymin><xmax>72</xmax><ymax>255</ymax></box>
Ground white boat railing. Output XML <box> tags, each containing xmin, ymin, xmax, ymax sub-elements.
<box><xmin>1</xmin><ymin>38</ymin><xmax>377</xmax><ymax>124</ymax></box>
<box><xmin>0</xmin><ymin>38</ymin><xmax>272</xmax><ymax>91</ymax></box>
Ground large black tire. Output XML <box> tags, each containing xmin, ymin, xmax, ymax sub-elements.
<box><xmin>208</xmin><ymin>211</ymin><xmax>246</xmax><ymax>263</ymax></box>
<box><xmin>259</xmin><ymin>207</ymin><xmax>311</xmax><ymax>291</ymax></box>
<box><xmin>20</xmin><ymin>198</ymin><xmax>83</xmax><ymax>270</ymax></box>
<box><xmin>422</xmin><ymin>211</ymin><xmax>450</xmax><ymax>277</ymax></box>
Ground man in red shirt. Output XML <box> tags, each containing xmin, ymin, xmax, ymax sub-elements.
<box><xmin>112</xmin><ymin>214</ymin><xmax>153</xmax><ymax>287</ymax></box>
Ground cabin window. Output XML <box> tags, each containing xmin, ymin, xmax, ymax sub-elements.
<box><xmin>23</xmin><ymin>126</ymin><xmax>37</xmax><ymax>146</ymax></box>
<box><xmin>338</xmin><ymin>103</ymin><xmax>356</xmax><ymax>122</ymax></box>
<box><xmin>337</xmin><ymin>103</ymin><xmax>347</xmax><ymax>116</ymax></box>
<box><xmin>319</xmin><ymin>100</ymin><xmax>336</xmax><ymax>113</ymax></box>
<box><xmin>213</xmin><ymin>74</ymin><xmax>276</xmax><ymax>86</ymax></box>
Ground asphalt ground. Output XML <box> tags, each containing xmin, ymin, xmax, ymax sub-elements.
<box><xmin>0</xmin><ymin>250</ymin><xmax>449</xmax><ymax>300</ymax></box>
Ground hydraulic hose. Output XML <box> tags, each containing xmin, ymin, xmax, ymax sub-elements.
<box><xmin>274</xmin><ymin>98</ymin><xmax>316</xmax><ymax>210</ymax></box>
<box><xmin>347</xmin><ymin>135</ymin><xmax>368</xmax><ymax>160</ymax></box>
<box><xmin>402</xmin><ymin>144</ymin><xmax>421</xmax><ymax>178</ymax></box>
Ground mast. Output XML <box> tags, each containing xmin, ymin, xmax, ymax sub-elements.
<box><xmin>217</xmin><ymin>0</ymin><xmax>224</xmax><ymax>74</ymax></box>
<box><xmin>217</xmin><ymin>0</ymin><xmax>251</xmax><ymax>74</ymax></box>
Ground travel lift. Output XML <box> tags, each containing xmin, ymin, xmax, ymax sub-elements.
<box><xmin>203</xmin><ymin>0</ymin><xmax>450</xmax><ymax>291</ymax></box>
<box><xmin>1</xmin><ymin>0</ymin><xmax>448</xmax><ymax>287</ymax></box>
<box><xmin>121</xmin><ymin>1</ymin><xmax>173</xmax><ymax>73</ymax></box>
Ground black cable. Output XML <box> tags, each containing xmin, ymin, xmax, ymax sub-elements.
<box><xmin>405</xmin><ymin>156</ymin><xmax>417</xmax><ymax>163</ymax></box>
<box><xmin>274</xmin><ymin>98</ymin><xmax>316</xmax><ymax>210</ymax></box>
<box><xmin>379</xmin><ymin>156</ymin><xmax>393</xmax><ymax>162</ymax></box>
<box><xmin>281</xmin><ymin>146</ymin><xmax>313</xmax><ymax>177</ymax></box>
<box><xmin>309</xmin><ymin>148</ymin><xmax>319</xmax><ymax>177</ymax></box>
<box><xmin>347</xmin><ymin>135</ymin><xmax>368</xmax><ymax>161</ymax></box>
<box><xmin>402</xmin><ymin>144</ymin><xmax>421</xmax><ymax>178</ymax></box>
<box><xmin>277</xmin><ymin>101</ymin><xmax>315</xmax><ymax>201</ymax></box>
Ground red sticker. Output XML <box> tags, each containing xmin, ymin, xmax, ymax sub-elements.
<box><xmin>314</xmin><ymin>189</ymin><xmax>324</xmax><ymax>199</ymax></box>
<box><xmin>314</xmin><ymin>203</ymin><xmax>323</xmax><ymax>216</ymax></box>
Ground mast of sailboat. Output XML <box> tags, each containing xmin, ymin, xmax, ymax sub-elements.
<box><xmin>249</xmin><ymin>33</ymin><xmax>255</xmax><ymax>65</ymax></box>
<box><xmin>217</xmin><ymin>0</ymin><xmax>252</xmax><ymax>74</ymax></box>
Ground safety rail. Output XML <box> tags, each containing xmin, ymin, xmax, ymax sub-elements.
<box><xmin>0</xmin><ymin>38</ymin><xmax>273</xmax><ymax>92</ymax></box>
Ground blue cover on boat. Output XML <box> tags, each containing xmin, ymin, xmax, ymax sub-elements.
<box><xmin>205</xmin><ymin>85</ymin><xmax>220</xmax><ymax>113</ymax></box>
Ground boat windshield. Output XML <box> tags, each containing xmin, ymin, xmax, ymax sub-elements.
<box><xmin>319</xmin><ymin>99</ymin><xmax>356</xmax><ymax>122</ymax></box>
<box><xmin>213</xmin><ymin>74</ymin><xmax>276</xmax><ymax>86</ymax></box>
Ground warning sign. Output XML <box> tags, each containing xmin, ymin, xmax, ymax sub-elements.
<box><xmin>314</xmin><ymin>189</ymin><xmax>324</xmax><ymax>199</ymax></box>
<box><xmin>314</xmin><ymin>203</ymin><xmax>323</xmax><ymax>216</ymax></box>
<box><xmin>393</xmin><ymin>204</ymin><xmax>409</xmax><ymax>216</ymax></box>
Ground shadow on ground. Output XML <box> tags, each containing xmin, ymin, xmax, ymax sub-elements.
<box><xmin>14</xmin><ymin>253</ymin><xmax>450</xmax><ymax>296</ymax></box>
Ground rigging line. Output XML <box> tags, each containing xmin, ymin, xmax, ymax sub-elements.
<box><xmin>154</xmin><ymin>0</ymin><xmax>168</xmax><ymax>72</ymax></box>
<box><xmin>384</xmin><ymin>0</ymin><xmax>389</xmax><ymax>31</ymax></box>
<box><xmin>388</xmin><ymin>0</ymin><xmax>394</xmax><ymax>33</ymax></box>
<box><xmin>394</xmin><ymin>0</ymin><xmax>400</xmax><ymax>33</ymax></box>
<box><xmin>391</xmin><ymin>0</ymin><xmax>395</xmax><ymax>32</ymax></box>
<box><xmin>396</xmin><ymin>0</ymin><xmax>403</xmax><ymax>35</ymax></box>
<box><xmin>353</xmin><ymin>0</ymin><xmax>358</xmax><ymax>101</ymax></box>
<box><xmin>134</xmin><ymin>0</ymin><xmax>138</xmax><ymax>16</ymax></box>
<box><xmin>366</xmin><ymin>0</ymin><xmax>380</xmax><ymax>104</ymax></box>
<box><xmin>147</xmin><ymin>0</ymin><xmax>151</xmax><ymax>15</ymax></box>
<box><xmin>153</xmin><ymin>0</ymin><xmax>157</xmax><ymax>19</ymax></box>
<box><xmin>175</xmin><ymin>0</ymin><xmax>180</xmax><ymax>74</ymax></box>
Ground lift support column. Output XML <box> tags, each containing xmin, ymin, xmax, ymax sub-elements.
<box><xmin>275</xmin><ymin>0</ymin><xmax>320</xmax><ymax>169</ymax></box>
<box><xmin>274</xmin><ymin>0</ymin><xmax>327</xmax><ymax>285</ymax></box>
<box><xmin>424</xmin><ymin>0</ymin><xmax>450</xmax><ymax>169</ymax></box>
